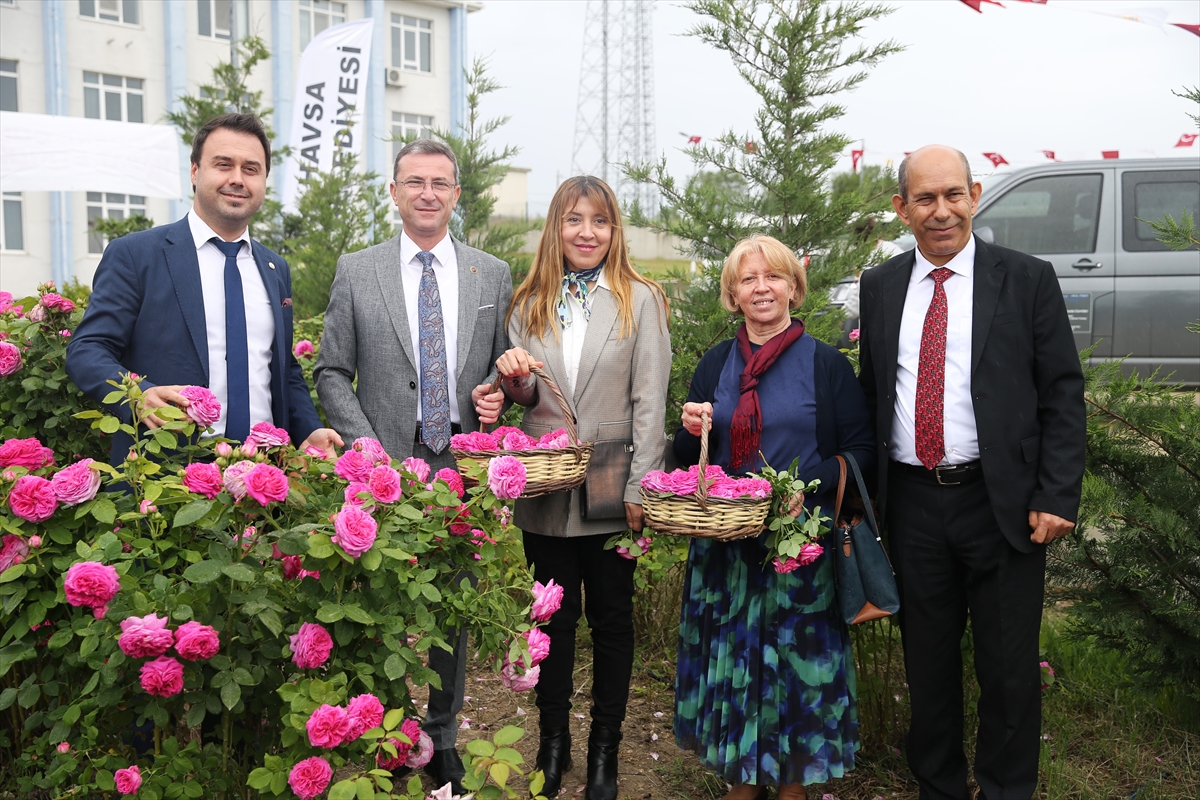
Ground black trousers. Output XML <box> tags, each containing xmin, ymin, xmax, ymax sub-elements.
<box><xmin>887</xmin><ymin>466</ymin><xmax>1045</xmax><ymax>800</ymax></box>
<box><xmin>521</xmin><ymin>530</ymin><xmax>637</xmax><ymax>731</ymax></box>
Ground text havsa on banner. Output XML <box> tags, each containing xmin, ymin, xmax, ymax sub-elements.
<box><xmin>281</xmin><ymin>18</ymin><xmax>374</xmax><ymax>213</ymax></box>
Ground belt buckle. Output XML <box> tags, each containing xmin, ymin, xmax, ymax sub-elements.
<box><xmin>934</xmin><ymin>465</ymin><xmax>962</xmax><ymax>486</ymax></box>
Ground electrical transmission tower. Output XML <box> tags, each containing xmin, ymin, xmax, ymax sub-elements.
<box><xmin>571</xmin><ymin>0</ymin><xmax>658</xmax><ymax>216</ymax></box>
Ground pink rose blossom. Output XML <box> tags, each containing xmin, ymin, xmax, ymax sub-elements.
<box><xmin>174</xmin><ymin>621</ymin><xmax>220</xmax><ymax>661</ymax></box>
<box><xmin>8</xmin><ymin>475</ymin><xmax>59</xmax><ymax>522</ymax></box>
<box><xmin>39</xmin><ymin>293</ymin><xmax>76</xmax><ymax>312</ymax></box>
<box><xmin>773</xmin><ymin>543</ymin><xmax>823</xmax><ymax>574</ymax></box>
<box><xmin>306</xmin><ymin>703</ymin><xmax>351</xmax><ymax>748</ymax></box>
<box><xmin>406</xmin><ymin>726</ymin><xmax>434</xmax><ymax>768</ymax></box>
<box><xmin>27</xmin><ymin>304</ymin><xmax>46</xmax><ymax>322</ymax></box>
<box><xmin>239</xmin><ymin>440</ymin><xmax>258</xmax><ymax>457</ymax></box>
<box><xmin>139</xmin><ymin>500</ymin><xmax>157</xmax><ymax>515</ymax></box>
<box><xmin>51</xmin><ymin>459</ymin><xmax>101</xmax><ymax>505</ymax></box>
<box><xmin>179</xmin><ymin>386</ymin><xmax>221</xmax><ymax>427</ymax></box>
<box><xmin>1040</xmin><ymin>660</ymin><xmax>1056</xmax><ymax>691</ymax></box>
<box><xmin>368</xmin><ymin>465</ymin><xmax>402</xmax><ymax>503</ymax></box>
<box><xmin>28</xmin><ymin>534</ymin><xmax>41</xmax><ymax>548</ymax></box>
<box><xmin>304</xmin><ymin>444</ymin><xmax>328</xmax><ymax>458</ymax></box>
<box><xmin>343</xmin><ymin>481</ymin><xmax>372</xmax><ymax>507</ymax></box>
<box><xmin>0</xmin><ymin>437</ymin><xmax>56</xmax><ymax>470</ymax></box>
<box><xmin>63</xmin><ymin>561</ymin><xmax>120</xmax><ymax>610</ymax></box>
<box><xmin>449</xmin><ymin>431</ymin><xmax>499</xmax><ymax>452</ymax></box>
<box><xmin>0</xmin><ymin>291</ymin><xmax>12</xmax><ymax>313</ymax></box>
<box><xmin>0</xmin><ymin>535</ymin><xmax>30</xmax><ymax>573</ymax></box>
<box><xmin>288</xmin><ymin>756</ymin><xmax>333</xmax><ymax>800</ymax></box>
<box><xmin>345</xmin><ymin>693</ymin><xmax>385</xmax><ymax>741</ymax></box>
<box><xmin>93</xmin><ymin>604</ymin><xmax>110</xmax><ymax>620</ymax></box>
<box><xmin>377</xmin><ymin>717</ymin><xmax>422</xmax><ymax>770</ymax></box>
<box><xmin>299</xmin><ymin>568</ymin><xmax>321</xmax><ymax>581</ymax></box>
<box><xmin>222</xmin><ymin>460</ymin><xmax>255</xmax><ymax>500</ymax></box>
<box><xmin>530</xmin><ymin>579</ymin><xmax>564</xmax><ymax>622</ymax></box>
<box><xmin>487</xmin><ymin>455</ymin><xmax>526</xmax><ymax>499</ymax></box>
<box><xmin>500</xmin><ymin>658</ymin><xmax>540</xmax><ymax>692</ymax></box>
<box><xmin>182</xmin><ymin>462</ymin><xmax>223</xmax><ymax>499</ymax></box>
<box><xmin>496</xmin><ymin>505</ymin><xmax>512</xmax><ymax>529</ymax></box>
<box><xmin>524</xmin><ymin>627</ymin><xmax>551</xmax><ymax>666</ymax></box>
<box><xmin>281</xmin><ymin>555</ymin><xmax>304</xmax><ymax>579</ymax></box>
<box><xmin>118</xmin><ymin>613</ymin><xmax>174</xmax><ymax>658</ymax></box>
<box><xmin>60</xmin><ymin>329</ymin><xmax>72</xmax><ymax>337</ymax></box>
<box><xmin>849</xmin><ymin>328</ymin><xmax>861</xmax><ymax>342</ymax></box>
<box><xmin>401</xmin><ymin>456</ymin><xmax>431</xmax><ymax>483</ymax></box>
<box><xmin>139</xmin><ymin>656</ymin><xmax>185</xmax><ymax>697</ymax></box>
<box><xmin>293</xmin><ymin>339</ymin><xmax>315</xmax><ymax>359</ymax></box>
<box><xmin>242</xmin><ymin>463</ymin><xmax>290</xmax><ymax>506</ymax></box>
<box><xmin>500</xmin><ymin>430</ymin><xmax>538</xmax><ymax>451</ymax></box>
<box><xmin>56</xmin><ymin>741</ymin><xmax>70</xmax><ymax>754</ymax></box>
<box><xmin>332</xmin><ymin>505</ymin><xmax>378</xmax><ymax>558</ymax></box>
<box><xmin>247</xmin><ymin>421</ymin><xmax>290</xmax><ymax>449</ymax></box>
<box><xmin>114</xmin><ymin>764</ymin><xmax>142</xmax><ymax>795</ymax></box>
<box><xmin>537</xmin><ymin>429</ymin><xmax>571</xmax><ymax>449</ymax></box>
<box><xmin>352</xmin><ymin>437</ymin><xmax>389</xmax><ymax>465</ymax></box>
<box><xmin>334</xmin><ymin>450</ymin><xmax>374</xmax><ymax>483</ymax></box>
<box><xmin>290</xmin><ymin>622</ymin><xmax>333</xmax><ymax>669</ymax></box>
<box><xmin>434</xmin><ymin>468</ymin><xmax>465</xmax><ymax>499</ymax></box>
<box><xmin>214</xmin><ymin>442</ymin><xmax>234</xmax><ymax>458</ymax></box>
<box><xmin>616</xmin><ymin>535</ymin><xmax>653</xmax><ymax>560</ymax></box>
<box><xmin>0</xmin><ymin>342</ymin><xmax>22</xmax><ymax>376</ymax></box>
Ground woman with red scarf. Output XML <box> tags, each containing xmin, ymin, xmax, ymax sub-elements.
<box><xmin>672</xmin><ymin>235</ymin><xmax>874</xmax><ymax>800</ymax></box>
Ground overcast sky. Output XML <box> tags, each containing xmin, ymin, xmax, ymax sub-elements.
<box><xmin>468</xmin><ymin>0</ymin><xmax>1200</xmax><ymax>216</ymax></box>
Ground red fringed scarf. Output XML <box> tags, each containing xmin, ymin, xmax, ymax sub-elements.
<box><xmin>730</xmin><ymin>318</ymin><xmax>805</xmax><ymax>470</ymax></box>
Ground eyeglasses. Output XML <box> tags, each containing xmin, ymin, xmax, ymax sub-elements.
<box><xmin>398</xmin><ymin>179</ymin><xmax>457</xmax><ymax>194</ymax></box>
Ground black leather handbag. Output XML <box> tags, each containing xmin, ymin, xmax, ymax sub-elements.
<box><xmin>831</xmin><ymin>452</ymin><xmax>901</xmax><ymax>625</ymax></box>
<box><xmin>579</xmin><ymin>440</ymin><xmax>635</xmax><ymax>521</ymax></box>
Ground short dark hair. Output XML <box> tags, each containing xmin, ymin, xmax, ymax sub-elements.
<box><xmin>897</xmin><ymin>146</ymin><xmax>972</xmax><ymax>200</ymax></box>
<box><xmin>392</xmin><ymin>138</ymin><xmax>459</xmax><ymax>184</ymax></box>
<box><xmin>191</xmin><ymin>113</ymin><xmax>272</xmax><ymax>175</ymax></box>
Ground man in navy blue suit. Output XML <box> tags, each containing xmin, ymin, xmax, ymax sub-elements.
<box><xmin>66</xmin><ymin>113</ymin><xmax>341</xmax><ymax>462</ymax></box>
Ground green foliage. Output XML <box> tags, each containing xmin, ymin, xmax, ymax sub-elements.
<box><xmin>292</xmin><ymin>313</ymin><xmax>325</xmax><ymax>422</ymax></box>
<box><xmin>0</xmin><ymin>285</ymin><xmax>107</xmax><ymax>463</ymax></box>
<box><xmin>1175</xmin><ymin>84</ymin><xmax>1199</xmax><ymax>128</ymax></box>
<box><xmin>624</xmin><ymin>0</ymin><xmax>900</xmax><ymax>425</ymax></box>
<box><xmin>91</xmin><ymin>214</ymin><xmax>156</xmax><ymax>246</ymax></box>
<box><xmin>1141</xmin><ymin>209</ymin><xmax>1200</xmax><ymax>252</ymax></box>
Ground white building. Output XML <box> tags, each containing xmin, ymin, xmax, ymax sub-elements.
<box><xmin>0</xmin><ymin>0</ymin><xmax>480</xmax><ymax>297</ymax></box>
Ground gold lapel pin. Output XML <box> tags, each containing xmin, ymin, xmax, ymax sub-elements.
<box><xmin>470</xmin><ymin>266</ymin><xmax>478</xmax><ymax>273</ymax></box>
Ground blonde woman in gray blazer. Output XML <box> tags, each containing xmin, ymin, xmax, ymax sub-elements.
<box><xmin>476</xmin><ymin>177</ymin><xmax>670</xmax><ymax>800</ymax></box>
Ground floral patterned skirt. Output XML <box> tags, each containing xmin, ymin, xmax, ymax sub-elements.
<box><xmin>674</xmin><ymin>535</ymin><xmax>858</xmax><ymax>786</ymax></box>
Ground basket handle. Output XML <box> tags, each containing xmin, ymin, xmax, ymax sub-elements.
<box><xmin>485</xmin><ymin>365</ymin><xmax>580</xmax><ymax>446</ymax></box>
<box><xmin>694</xmin><ymin>410</ymin><xmax>711</xmax><ymax>512</ymax></box>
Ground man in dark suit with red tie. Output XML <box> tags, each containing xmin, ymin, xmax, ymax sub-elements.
<box><xmin>858</xmin><ymin>145</ymin><xmax>1085</xmax><ymax>799</ymax></box>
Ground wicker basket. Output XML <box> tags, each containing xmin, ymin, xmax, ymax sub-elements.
<box><xmin>450</xmin><ymin>365</ymin><xmax>594</xmax><ymax>499</ymax></box>
<box><xmin>640</xmin><ymin>411</ymin><xmax>770</xmax><ymax>541</ymax></box>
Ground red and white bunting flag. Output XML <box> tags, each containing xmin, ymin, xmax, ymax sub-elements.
<box><xmin>1176</xmin><ymin>133</ymin><xmax>1199</xmax><ymax>147</ymax></box>
<box><xmin>1041</xmin><ymin>150</ymin><xmax>1057</xmax><ymax>160</ymax></box>
<box><xmin>851</xmin><ymin>149</ymin><xmax>864</xmax><ymax>172</ymax></box>
<box><xmin>1102</xmin><ymin>150</ymin><xmax>1120</xmax><ymax>159</ymax></box>
<box><xmin>1172</xmin><ymin>23</ymin><xmax>1200</xmax><ymax>37</ymax></box>
<box><xmin>958</xmin><ymin>0</ymin><xmax>1005</xmax><ymax>12</ymax></box>
<box><xmin>983</xmin><ymin>152</ymin><xmax>1009</xmax><ymax>167</ymax></box>
<box><xmin>687</xmin><ymin>135</ymin><xmax>702</xmax><ymax>145</ymax></box>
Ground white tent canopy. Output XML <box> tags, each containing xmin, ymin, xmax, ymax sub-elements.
<box><xmin>0</xmin><ymin>111</ymin><xmax>182</xmax><ymax>199</ymax></box>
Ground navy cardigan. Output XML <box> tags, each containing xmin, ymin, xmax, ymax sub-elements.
<box><xmin>673</xmin><ymin>337</ymin><xmax>876</xmax><ymax>500</ymax></box>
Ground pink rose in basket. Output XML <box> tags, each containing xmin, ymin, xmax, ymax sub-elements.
<box><xmin>487</xmin><ymin>455</ymin><xmax>526</xmax><ymax>499</ymax></box>
<box><xmin>537</xmin><ymin>429</ymin><xmax>571</xmax><ymax>449</ymax></box>
<box><xmin>118</xmin><ymin>613</ymin><xmax>174</xmax><ymax>658</ymax></box>
<box><xmin>182</xmin><ymin>462</ymin><xmax>223</xmax><ymax>499</ymax></box>
<box><xmin>639</xmin><ymin>470</ymin><xmax>673</xmax><ymax>494</ymax></box>
<box><xmin>179</xmin><ymin>386</ymin><xmax>221</xmax><ymax>427</ymax></box>
<box><xmin>450</xmin><ymin>431</ymin><xmax>499</xmax><ymax>452</ymax></box>
<box><xmin>491</xmin><ymin>425</ymin><xmax>524</xmax><ymax>440</ymax></box>
<box><xmin>501</xmin><ymin>429</ymin><xmax>539</xmax><ymax>451</ymax></box>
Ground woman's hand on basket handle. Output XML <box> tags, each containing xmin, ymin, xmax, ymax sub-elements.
<box><xmin>625</xmin><ymin>502</ymin><xmax>645</xmax><ymax>532</ymax></box>
<box><xmin>472</xmin><ymin>383</ymin><xmax>505</xmax><ymax>426</ymax></box>
<box><xmin>681</xmin><ymin>402</ymin><xmax>713</xmax><ymax>437</ymax></box>
<box><xmin>495</xmin><ymin>347</ymin><xmax>544</xmax><ymax>382</ymax></box>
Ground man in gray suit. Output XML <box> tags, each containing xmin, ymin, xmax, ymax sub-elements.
<box><xmin>314</xmin><ymin>139</ymin><xmax>512</xmax><ymax>793</ymax></box>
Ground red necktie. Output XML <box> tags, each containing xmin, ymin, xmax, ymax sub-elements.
<box><xmin>915</xmin><ymin>267</ymin><xmax>954</xmax><ymax>470</ymax></box>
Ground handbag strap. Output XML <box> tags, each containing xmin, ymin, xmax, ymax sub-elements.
<box><xmin>831</xmin><ymin>454</ymin><xmax>849</xmax><ymax>525</ymax></box>
<box><xmin>842</xmin><ymin>452</ymin><xmax>879</xmax><ymax>535</ymax></box>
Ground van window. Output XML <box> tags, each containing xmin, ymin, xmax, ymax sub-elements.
<box><xmin>1121</xmin><ymin>169</ymin><xmax>1200</xmax><ymax>252</ymax></box>
<box><xmin>974</xmin><ymin>174</ymin><xmax>1102</xmax><ymax>254</ymax></box>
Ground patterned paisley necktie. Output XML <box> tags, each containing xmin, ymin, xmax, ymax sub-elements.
<box><xmin>416</xmin><ymin>250</ymin><xmax>451</xmax><ymax>454</ymax></box>
<box><xmin>914</xmin><ymin>267</ymin><xmax>954</xmax><ymax>470</ymax></box>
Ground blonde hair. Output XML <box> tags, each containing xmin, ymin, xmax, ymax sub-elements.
<box><xmin>509</xmin><ymin>176</ymin><xmax>668</xmax><ymax>341</ymax></box>
<box><xmin>719</xmin><ymin>234</ymin><xmax>808</xmax><ymax>314</ymax></box>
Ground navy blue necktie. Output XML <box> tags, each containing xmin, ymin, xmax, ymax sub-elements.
<box><xmin>211</xmin><ymin>238</ymin><xmax>250</xmax><ymax>442</ymax></box>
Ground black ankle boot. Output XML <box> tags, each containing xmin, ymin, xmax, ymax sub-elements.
<box><xmin>534</xmin><ymin>725</ymin><xmax>571</xmax><ymax>797</ymax></box>
<box><xmin>585</xmin><ymin>724</ymin><xmax>621</xmax><ymax>800</ymax></box>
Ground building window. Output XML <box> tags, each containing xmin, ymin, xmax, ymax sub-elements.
<box><xmin>84</xmin><ymin>72</ymin><xmax>144</xmax><ymax>123</ymax></box>
<box><xmin>391</xmin><ymin>112</ymin><xmax>433</xmax><ymax>164</ymax></box>
<box><xmin>198</xmin><ymin>0</ymin><xmax>231</xmax><ymax>39</ymax></box>
<box><xmin>391</xmin><ymin>14</ymin><xmax>431</xmax><ymax>73</ymax></box>
<box><xmin>0</xmin><ymin>59</ymin><xmax>17</xmax><ymax>112</ymax></box>
<box><xmin>1</xmin><ymin>193</ymin><xmax>23</xmax><ymax>252</ymax></box>
<box><xmin>79</xmin><ymin>0</ymin><xmax>139</xmax><ymax>25</ymax></box>
<box><xmin>300</xmin><ymin>0</ymin><xmax>346</xmax><ymax>50</ymax></box>
<box><xmin>87</xmin><ymin>192</ymin><xmax>145</xmax><ymax>254</ymax></box>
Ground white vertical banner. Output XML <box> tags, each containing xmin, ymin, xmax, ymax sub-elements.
<box><xmin>281</xmin><ymin>18</ymin><xmax>375</xmax><ymax>213</ymax></box>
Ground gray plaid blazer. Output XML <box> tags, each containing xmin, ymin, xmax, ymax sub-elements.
<box><xmin>314</xmin><ymin>235</ymin><xmax>513</xmax><ymax>461</ymax></box>
<box><xmin>505</xmin><ymin>281</ymin><xmax>671</xmax><ymax>538</ymax></box>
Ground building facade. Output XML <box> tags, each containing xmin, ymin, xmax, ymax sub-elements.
<box><xmin>0</xmin><ymin>0</ymin><xmax>477</xmax><ymax>297</ymax></box>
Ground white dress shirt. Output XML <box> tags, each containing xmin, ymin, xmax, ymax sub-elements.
<box><xmin>890</xmin><ymin>235</ymin><xmax>979</xmax><ymax>466</ymax></box>
<box><xmin>559</xmin><ymin>267</ymin><xmax>609</xmax><ymax>396</ymax></box>
<box><xmin>187</xmin><ymin>208</ymin><xmax>275</xmax><ymax>438</ymax></box>
<box><xmin>399</xmin><ymin>230</ymin><xmax>461</xmax><ymax>423</ymax></box>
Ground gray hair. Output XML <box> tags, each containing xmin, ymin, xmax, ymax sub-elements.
<box><xmin>392</xmin><ymin>138</ymin><xmax>459</xmax><ymax>184</ymax></box>
<box><xmin>897</xmin><ymin>146</ymin><xmax>972</xmax><ymax>200</ymax></box>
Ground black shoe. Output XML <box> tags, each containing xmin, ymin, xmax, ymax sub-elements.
<box><xmin>535</xmin><ymin>725</ymin><xmax>572</xmax><ymax>797</ymax></box>
<box><xmin>424</xmin><ymin>747</ymin><xmax>467</xmax><ymax>796</ymax></box>
<box><xmin>585</xmin><ymin>724</ymin><xmax>621</xmax><ymax>800</ymax></box>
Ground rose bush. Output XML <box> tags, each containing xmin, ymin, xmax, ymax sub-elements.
<box><xmin>0</xmin><ymin>373</ymin><xmax>553</xmax><ymax>799</ymax></box>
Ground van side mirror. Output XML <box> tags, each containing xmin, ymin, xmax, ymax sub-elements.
<box><xmin>974</xmin><ymin>225</ymin><xmax>995</xmax><ymax>243</ymax></box>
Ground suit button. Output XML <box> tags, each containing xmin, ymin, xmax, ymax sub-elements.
<box><xmin>409</xmin><ymin>381</ymin><xmax>416</xmax><ymax>390</ymax></box>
